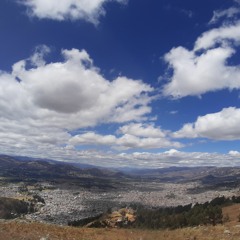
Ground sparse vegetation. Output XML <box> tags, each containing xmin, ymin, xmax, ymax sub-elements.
<box><xmin>0</xmin><ymin>197</ymin><xmax>31</xmax><ymax>219</ymax></box>
<box><xmin>1</xmin><ymin>219</ymin><xmax>240</xmax><ymax>240</ymax></box>
<box><xmin>133</xmin><ymin>201</ymin><xmax>223</xmax><ymax>229</ymax></box>
<box><xmin>1</xmin><ymin>204</ymin><xmax>240</xmax><ymax>239</ymax></box>
<box><xmin>0</xmin><ymin>195</ymin><xmax>45</xmax><ymax>220</ymax></box>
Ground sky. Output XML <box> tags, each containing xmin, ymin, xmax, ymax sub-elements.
<box><xmin>1</xmin><ymin>0</ymin><xmax>240</xmax><ymax>168</ymax></box>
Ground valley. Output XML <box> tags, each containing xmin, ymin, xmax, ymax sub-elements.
<box><xmin>1</xmin><ymin>155</ymin><xmax>240</xmax><ymax>226</ymax></box>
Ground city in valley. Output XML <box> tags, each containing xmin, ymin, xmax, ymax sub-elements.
<box><xmin>0</xmin><ymin>155</ymin><xmax>240</xmax><ymax>226</ymax></box>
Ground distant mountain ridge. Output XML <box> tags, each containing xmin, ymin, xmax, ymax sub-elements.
<box><xmin>1</xmin><ymin>154</ymin><xmax>240</xmax><ymax>188</ymax></box>
<box><xmin>0</xmin><ymin>154</ymin><xmax>128</xmax><ymax>189</ymax></box>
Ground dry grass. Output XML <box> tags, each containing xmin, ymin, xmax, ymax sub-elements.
<box><xmin>1</xmin><ymin>221</ymin><xmax>240</xmax><ymax>240</ymax></box>
<box><xmin>223</xmin><ymin>203</ymin><xmax>240</xmax><ymax>224</ymax></box>
<box><xmin>1</xmin><ymin>204</ymin><xmax>240</xmax><ymax>240</ymax></box>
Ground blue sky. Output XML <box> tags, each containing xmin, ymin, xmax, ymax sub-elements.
<box><xmin>1</xmin><ymin>0</ymin><xmax>240</xmax><ymax>168</ymax></box>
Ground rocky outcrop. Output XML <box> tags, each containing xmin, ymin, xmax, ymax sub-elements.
<box><xmin>68</xmin><ymin>208</ymin><xmax>136</xmax><ymax>228</ymax></box>
<box><xmin>86</xmin><ymin>208</ymin><xmax>136</xmax><ymax>228</ymax></box>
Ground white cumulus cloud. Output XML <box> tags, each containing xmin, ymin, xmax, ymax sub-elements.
<box><xmin>113</xmin><ymin>150</ymin><xmax>240</xmax><ymax>168</ymax></box>
<box><xmin>173</xmin><ymin>107</ymin><xmax>240</xmax><ymax>140</ymax></box>
<box><xmin>229</xmin><ymin>150</ymin><xmax>240</xmax><ymax>156</ymax></box>
<box><xmin>118</xmin><ymin>123</ymin><xmax>166</xmax><ymax>138</ymax></box>
<box><xmin>162</xmin><ymin>18</ymin><xmax>240</xmax><ymax>98</ymax></box>
<box><xmin>209</xmin><ymin>7</ymin><xmax>240</xmax><ymax>24</ymax></box>
<box><xmin>0</xmin><ymin>46</ymin><xmax>155</xmax><ymax>157</ymax></box>
<box><xmin>70</xmin><ymin>123</ymin><xmax>183</xmax><ymax>150</ymax></box>
<box><xmin>19</xmin><ymin>0</ymin><xmax>126</xmax><ymax>24</ymax></box>
<box><xmin>194</xmin><ymin>21</ymin><xmax>240</xmax><ymax>51</ymax></box>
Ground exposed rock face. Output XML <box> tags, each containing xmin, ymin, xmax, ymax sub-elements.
<box><xmin>85</xmin><ymin>208</ymin><xmax>136</xmax><ymax>228</ymax></box>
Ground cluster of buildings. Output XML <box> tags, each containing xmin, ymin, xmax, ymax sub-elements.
<box><xmin>0</xmin><ymin>180</ymin><xmax>237</xmax><ymax>225</ymax></box>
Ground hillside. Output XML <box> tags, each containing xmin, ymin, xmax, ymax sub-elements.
<box><xmin>2</xmin><ymin>154</ymin><xmax>240</xmax><ymax>186</ymax></box>
<box><xmin>0</xmin><ymin>155</ymin><xmax>128</xmax><ymax>190</ymax></box>
<box><xmin>1</xmin><ymin>203</ymin><xmax>240</xmax><ymax>240</ymax></box>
